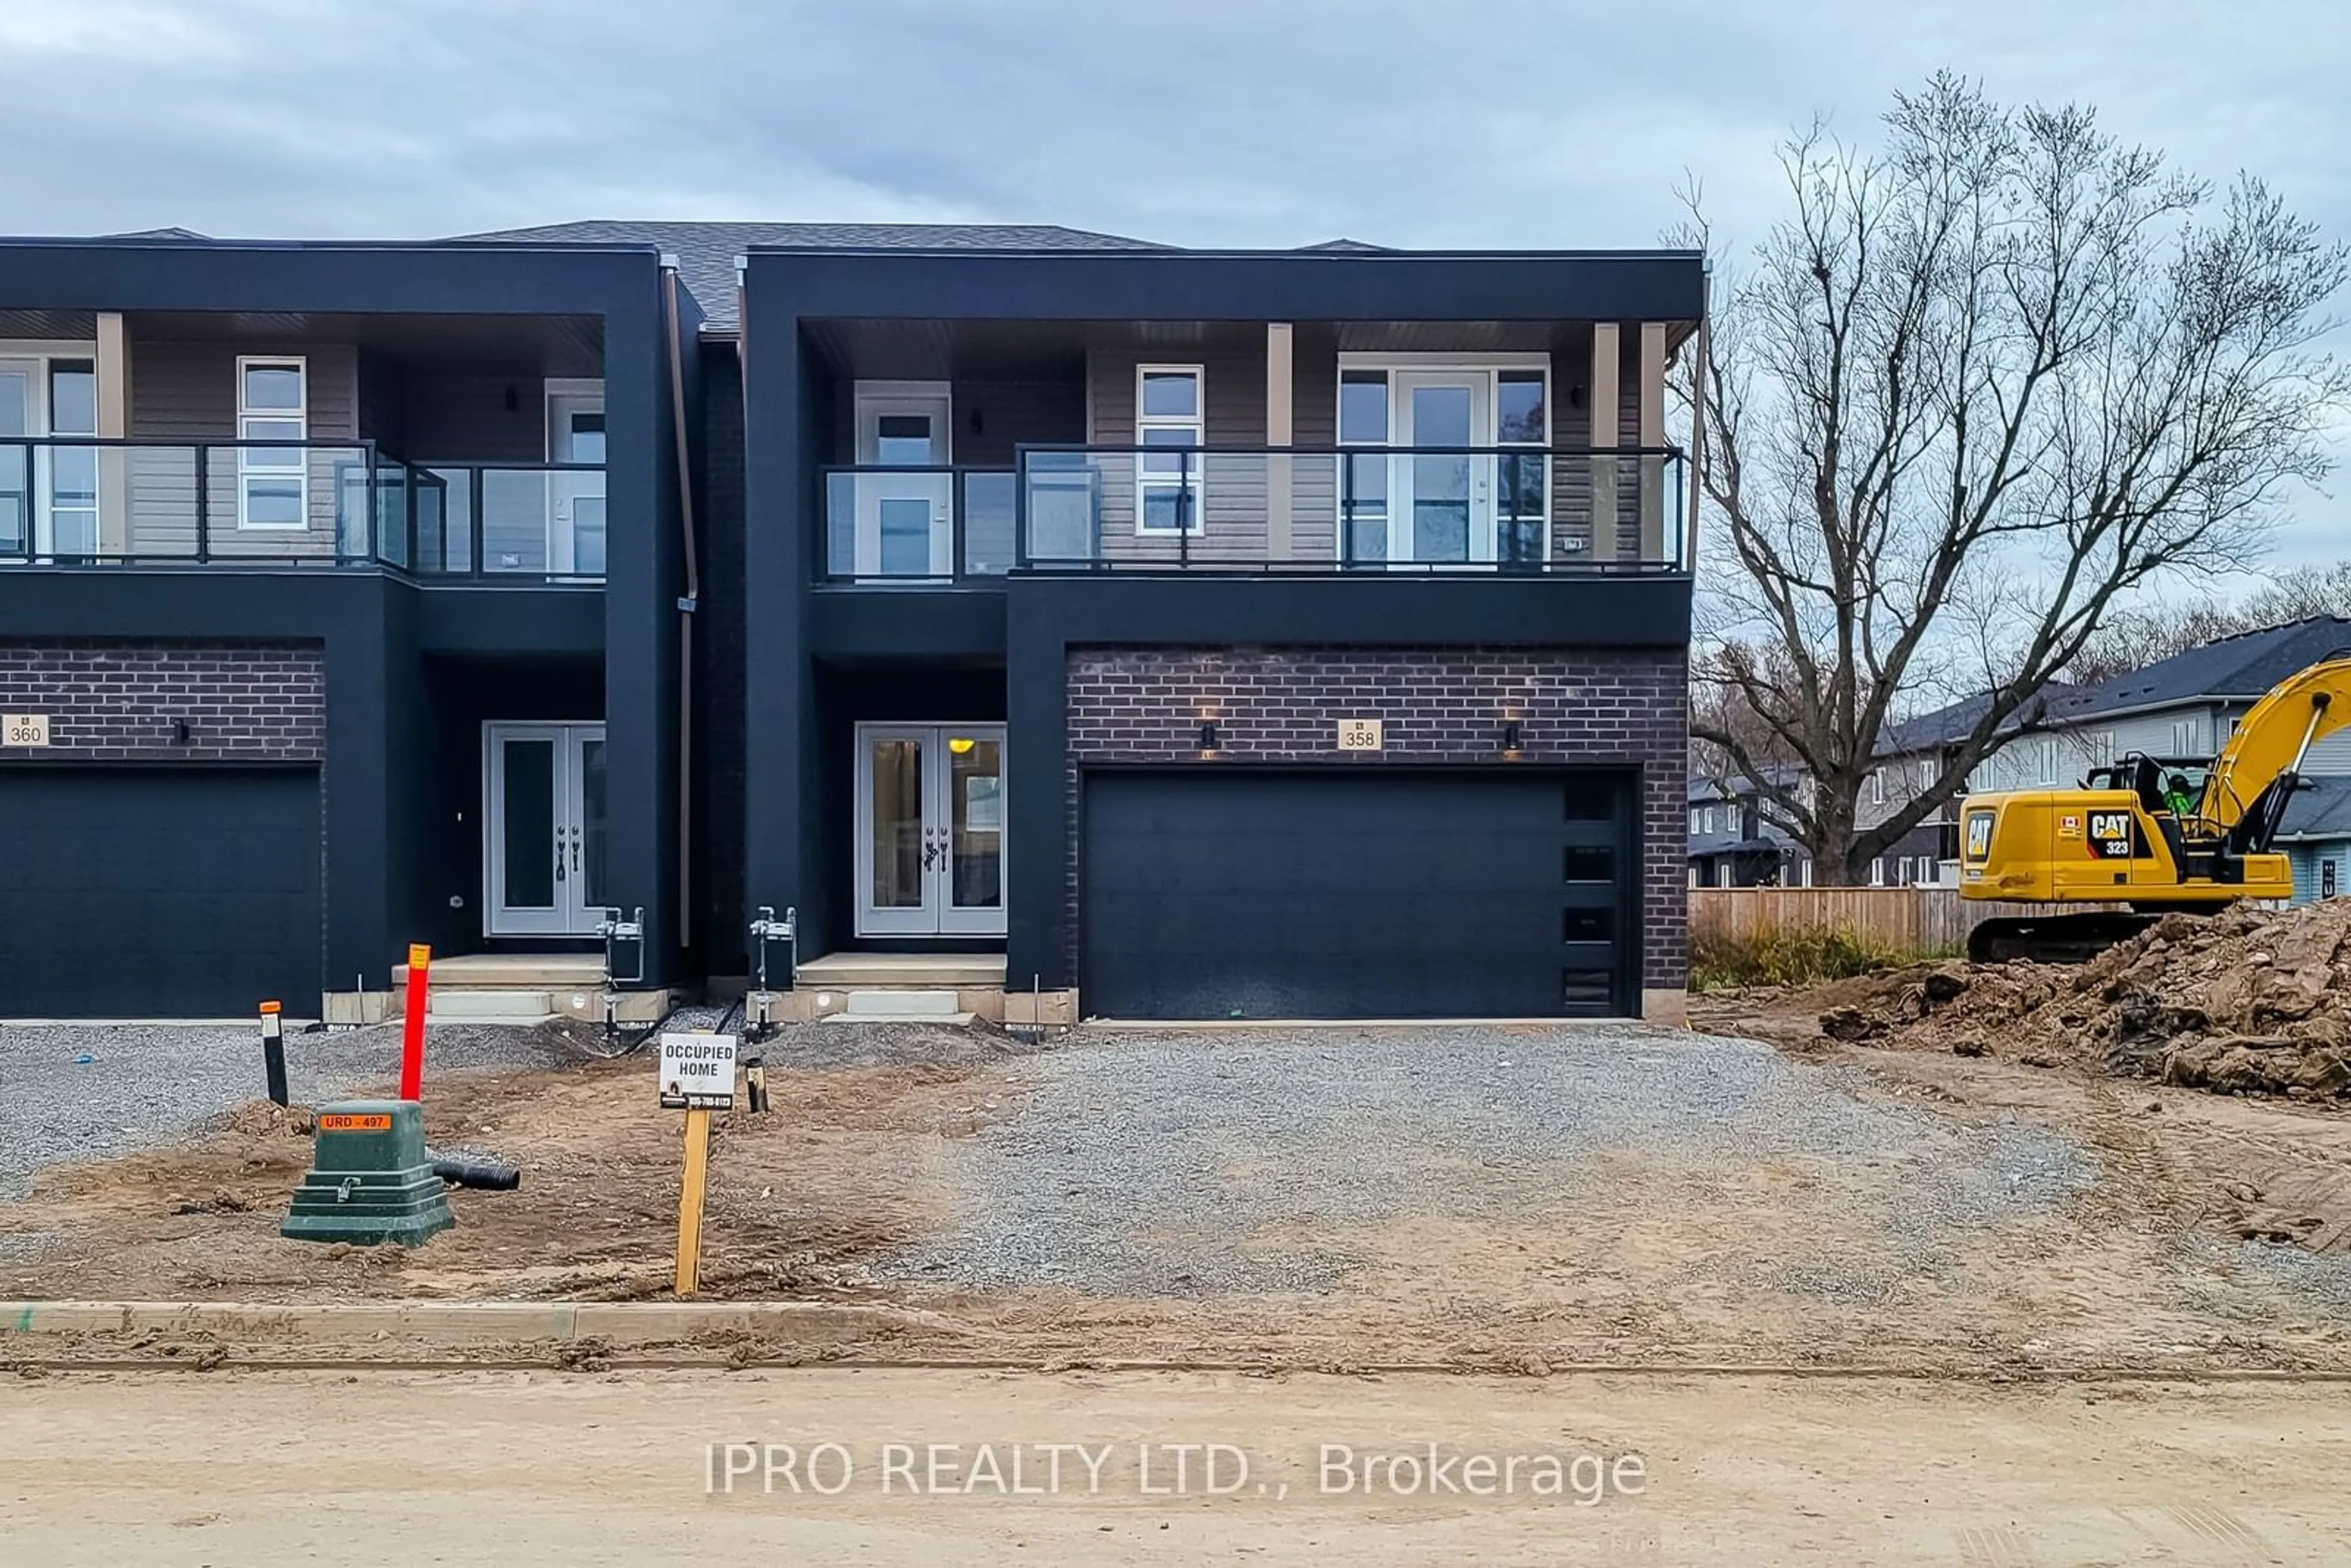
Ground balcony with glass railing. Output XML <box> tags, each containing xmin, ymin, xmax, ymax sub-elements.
<box><xmin>0</xmin><ymin>437</ymin><xmax>606</xmax><ymax>582</ymax></box>
<box><xmin>814</xmin><ymin>446</ymin><xmax>1686</xmax><ymax>582</ymax></box>
<box><xmin>1014</xmin><ymin>445</ymin><xmax>1689</xmax><ymax>572</ymax></box>
<box><xmin>821</xmin><ymin>466</ymin><xmax>1016</xmax><ymax>581</ymax></box>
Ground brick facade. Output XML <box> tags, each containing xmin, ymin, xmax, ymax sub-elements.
<box><xmin>1063</xmin><ymin>645</ymin><xmax>1690</xmax><ymax>996</ymax></box>
<box><xmin>0</xmin><ymin>640</ymin><xmax>325</xmax><ymax>763</ymax></box>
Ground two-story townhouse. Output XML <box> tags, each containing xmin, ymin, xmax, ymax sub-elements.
<box><xmin>0</xmin><ymin>225</ymin><xmax>1704</xmax><ymax>1024</ymax></box>
<box><xmin>0</xmin><ymin>233</ymin><xmax>691</xmax><ymax>1021</ymax></box>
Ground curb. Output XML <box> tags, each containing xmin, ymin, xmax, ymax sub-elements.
<box><xmin>1</xmin><ymin>1299</ymin><xmax>920</xmax><ymax>1348</ymax></box>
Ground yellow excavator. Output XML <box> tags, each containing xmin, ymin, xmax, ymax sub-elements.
<box><xmin>1959</xmin><ymin>656</ymin><xmax>2351</xmax><ymax>962</ymax></box>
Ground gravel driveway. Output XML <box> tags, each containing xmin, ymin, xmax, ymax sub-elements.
<box><xmin>887</xmin><ymin>1022</ymin><xmax>2093</xmax><ymax>1299</ymax></box>
<box><xmin>0</xmin><ymin>1020</ymin><xmax>583</xmax><ymax>1201</ymax></box>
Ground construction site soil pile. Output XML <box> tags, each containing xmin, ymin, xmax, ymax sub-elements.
<box><xmin>1818</xmin><ymin>901</ymin><xmax>2351</xmax><ymax>1101</ymax></box>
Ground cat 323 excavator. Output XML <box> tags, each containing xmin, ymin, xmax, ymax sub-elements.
<box><xmin>1959</xmin><ymin>655</ymin><xmax>2351</xmax><ymax>963</ymax></box>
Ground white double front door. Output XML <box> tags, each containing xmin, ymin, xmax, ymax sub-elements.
<box><xmin>855</xmin><ymin>724</ymin><xmax>1005</xmax><ymax>936</ymax></box>
<box><xmin>486</xmin><ymin>722</ymin><xmax>609</xmax><ymax>936</ymax></box>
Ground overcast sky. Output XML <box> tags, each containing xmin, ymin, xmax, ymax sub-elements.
<box><xmin>2</xmin><ymin>0</ymin><xmax>2344</xmax><ymax>569</ymax></box>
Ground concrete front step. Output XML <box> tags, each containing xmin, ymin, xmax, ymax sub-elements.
<box><xmin>425</xmin><ymin>991</ymin><xmax>558</xmax><ymax>1024</ymax></box>
<box><xmin>819</xmin><ymin>988</ymin><xmax>973</xmax><ymax>1025</ymax></box>
<box><xmin>794</xmin><ymin>952</ymin><xmax>1007</xmax><ymax>988</ymax></box>
<box><xmin>393</xmin><ymin>955</ymin><xmax>604</xmax><ymax>991</ymax></box>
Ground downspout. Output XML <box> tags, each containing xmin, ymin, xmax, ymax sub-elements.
<box><xmin>662</xmin><ymin>260</ymin><xmax>700</xmax><ymax>951</ymax></box>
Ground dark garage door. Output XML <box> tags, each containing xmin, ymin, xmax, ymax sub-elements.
<box><xmin>0</xmin><ymin>767</ymin><xmax>323</xmax><ymax>1018</ymax></box>
<box><xmin>1081</xmin><ymin>768</ymin><xmax>1632</xmax><ymax>1019</ymax></box>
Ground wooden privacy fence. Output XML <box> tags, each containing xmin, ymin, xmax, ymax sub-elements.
<box><xmin>1687</xmin><ymin>887</ymin><xmax>2073</xmax><ymax>955</ymax></box>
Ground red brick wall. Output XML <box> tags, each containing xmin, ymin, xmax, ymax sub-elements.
<box><xmin>1063</xmin><ymin>645</ymin><xmax>1690</xmax><ymax>994</ymax></box>
<box><xmin>0</xmin><ymin>641</ymin><xmax>325</xmax><ymax>763</ymax></box>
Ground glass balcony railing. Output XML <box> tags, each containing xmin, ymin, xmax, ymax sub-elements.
<box><xmin>1012</xmin><ymin>445</ymin><xmax>1690</xmax><ymax>572</ymax></box>
<box><xmin>0</xmin><ymin>438</ymin><xmax>604</xmax><ymax>582</ymax></box>
<box><xmin>821</xmin><ymin>466</ymin><xmax>1016</xmax><ymax>580</ymax></box>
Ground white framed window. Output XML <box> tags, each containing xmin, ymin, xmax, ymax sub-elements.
<box><xmin>1689</xmin><ymin>865</ymin><xmax>1700</xmax><ymax>889</ymax></box>
<box><xmin>2038</xmin><ymin>740</ymin><xmax>2060</xmax><ymax>785</ymax></box>
<box><xmin>1917</xmin><ymin>855</ymin><xmax>1938</xmax><ymax>885</ymax></box>
<box><xmin>1134</xmin><ymin>364</ymin><xmax>1204</xmax><ymax>536</ymax></box>
<box><xmin>2171</xmin><ymin>717</ymin><xmax>2203</xmax><ymax>756</ymax></box>
<box><xmin>1897</xmin><ymin>858</ymin><xmax>1913</xmax><ymax>887</ymax></box>
<box><xmin>1716</xmin><ymin>863</ymin><xmax>1733</xmax><ymax>887</ymax></box>
<box><xmin>1919</xmin><ymin>759</ymin><xmax>1935</xmax><ymax>793</ymax></box>
<box><xmin>1869</xmin><ymin>858</ymin><xmax>1886</xmax><ymax>887</ymax></box>
<box><xmin>1869</xmin><ymin>769</ymin><xmax>1885</xmax><ymax>806</ymax></box>
<box><xmin>1703</xmin><ymin>806</ymin><xmax>1717</xmax><ymax>835</ymax></box>
<box><xmin>236</xmin><ymin>356</ymin><xmax>307</xmax><ymax>530</ymax></box>
<box><xmin>1797</xmin><ymin>858</ymin><xmax>1813</xmax><ymax>887</ymax></box>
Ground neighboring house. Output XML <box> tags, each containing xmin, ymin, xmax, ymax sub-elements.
<box><xmin>1687</xmin><ymin>771</ymin><xmax>1805</xmax><ymax>887</ymax></box>
<box><xmin>1869</xmin><ymin>615</ymin><xmax>2351</xmax><ymax>898</ymax></box>
<box><xmin>2278</xmin><ymin>776</ymin><xmax>2351</xmax><ymax>906</ymax></box>
<box><xmin>0</xmin><ymin>225</ymin><xmax>1705</xmax><ymax>1023</ymax></box>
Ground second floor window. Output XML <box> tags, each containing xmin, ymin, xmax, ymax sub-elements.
<box><xmin>1869</xmin><ymin>769</ymin><xmax>1885</xmax><ymax>806</ymax></box>
<box><xmin>238</xmin><ymin>357</ymin><xmax>307</xmax><ymax>530</ymax></box>
<box><xmin>1135</xmin><ymin>365</ymin><xmax>1204</xmax><ymax>536</ymax></box>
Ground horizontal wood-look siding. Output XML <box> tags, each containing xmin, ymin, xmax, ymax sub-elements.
<box><xmin>393</xmin><ymin>373</ymin><xmax>550</xmax><ymax>463</ymax></box>
<box><xmin>950</xmin><ymin>378</ymin><xmax>1086</xmax><ymax>467</ymax></box>
<box><xmin>1086</xmin><ymin>339</ymin><xmax>1268</xmax><ymax>564</ymax></box>
<box><xmin>126</xmin><ymin>342</ymin><xmax>359</xmax><ymax>559</ymax></box>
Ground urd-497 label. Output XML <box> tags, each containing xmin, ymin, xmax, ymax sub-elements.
<box><xmin>2085</xmin><ymin>809</ymin><xmax>2137</xmax><ymax>858</ymax></box>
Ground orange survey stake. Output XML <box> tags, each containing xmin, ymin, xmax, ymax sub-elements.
<box><xmin>400</xmin><ymin>943</ymin><xmax>430</xmax><ymax>1101</ymax></box>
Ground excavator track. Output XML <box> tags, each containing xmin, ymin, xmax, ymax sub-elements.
<box><xmin>1965</xmin><ymin>912</ymin><xmax>2164</xmax><ymax>965</ymax></box>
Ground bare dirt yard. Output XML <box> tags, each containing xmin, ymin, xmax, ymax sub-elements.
<box><xmin>9</xmin><ymin>1367</ymin><xmax>2350</xmax><ymax>1566</ymax></box>
<box><xmin>6</xmin><ymin>1005</ymin><xmax>2351</xmax><ymax>1376</ymax></box>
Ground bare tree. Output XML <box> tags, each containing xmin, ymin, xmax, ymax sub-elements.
<box><xmin>1679</xmin><ymin>73</ymin><xmax>2350</xmax><ymax>882</ymax></box>
<box><xmin>2063</xmin><ymin>560</ymin><xmax>2351</xmax><ymax>685</ymax></box>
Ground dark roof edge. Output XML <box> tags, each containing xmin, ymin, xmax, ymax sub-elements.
<box><xmin>0</xmin><ymin>234</ymin><xmax>668</xmax><ymax>257</ymax></box>
<box><xmin>743</xmin><ymin>243</ymin><xmax>1708</xmax><ymax>262</ymax></box>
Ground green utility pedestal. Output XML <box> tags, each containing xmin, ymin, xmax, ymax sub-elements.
<box><xmin>281</xmin><ymin>1100</ymin><xmax>454</xmax><ymax>1247</ymax></box>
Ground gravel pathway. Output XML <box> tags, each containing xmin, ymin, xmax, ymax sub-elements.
<box><xmin>0</xmin><ymin>1019</ymin><xmax>583</xmax><ymax>1201</ymax></box>
<box><xmin>887</xmin><ymin>1024</ymin><xmax>2094</xmax><ymax>1299</ymax></box>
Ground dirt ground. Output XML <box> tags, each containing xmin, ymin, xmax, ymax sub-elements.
<box><xmin>1693</xmin><ymin>973</ymin><xmax>2351</xmax><ymax>1261</ymax></box>
<box><xmin>6</xmin><ymin>1018</ymin><xmax>2351</xmax><ymax>1377</ymax></box>
<box><xmin>6</xmin><ymin>1367</ymin><xmax>2348</xmax><ymax>1566</ymax></box>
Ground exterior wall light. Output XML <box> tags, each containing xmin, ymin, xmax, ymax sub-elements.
<box><xmin>1501</xmin><ymin>720</ymin><xmax>1523</xmax><ymax>754</ymax></box>
<box><xmin>1198</xmin><ymin>721</ymin><xmax>1221</xmax><ymax>753</ymax></box>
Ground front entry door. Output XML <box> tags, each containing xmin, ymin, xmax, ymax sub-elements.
<box><xmin>855</xmin><ymin>724</ymin><xmax>1006</xmax><ymax>936</ymax></box>
<box><xmin>486</xmin><ymin>722</ymin><xmax>609</xmax><ymax>936</ymax></box>
<box><xmin>851</xmin><ymin>382</ymin><xmax>953</xmax><ymax>577</ymax></box>
<box><xmin>546</xmin><ymin>384</ymin><xmax>607</xmax><ymax>577</ymax></box>
<box><xmin>1391</xmin><ymin>371</ymin><xmax>1494</xmax><ymax>565</ymax></box>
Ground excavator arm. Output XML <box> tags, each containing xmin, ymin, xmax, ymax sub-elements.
<box><xmin>2197</xmin><ymin>654</ymin><xmax>2351</xmax><ymax>851</ymax></box>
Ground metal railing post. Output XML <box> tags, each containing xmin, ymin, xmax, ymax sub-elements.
<box><xmin>1013</xmin><ymin>454</ymin><xmax>1030</xmax><ymax>571</ymax></box>
<box><xmin>1340</xmin><ymin>452</ymin><xmax>1354</xmax><ymax>569</ymax></box>
<box><xmin>470</xmin><ymin>468</ymin><xmax>485</xmax><ymax>577</ymax></box>
<box><xmin>193</xmin><ymin>444</ymin><xmax>210</xmax><ymax>564</ymax></box>
<box><xmin>1178</xmin><ymin>449</ymin><xmax>1192</xmax><ymax>569</ymax></box>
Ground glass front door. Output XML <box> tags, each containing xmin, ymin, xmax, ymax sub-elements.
<box><xmin>1391</xmin><ymin>372</ymin><xmax>1494</xmax><ymax>564</ymax></box>
<box><xmin>855</xmin><ymin>724</ymin><xmax>1006</xmax><ymax>936</ymax></box>
<box><xmin>546</xmin><ymin>386</ymin><xmax>607</xmax><ymax>577</ymax></box>
<box><xmin>486</xmin><ymin>722</ymin><xmax>609</xmax><ymax>936</ymax></box>
<box><xmin>851</xmin><ymin>383</ymin><xmax>953</xmax><ymax>578</ymax></box>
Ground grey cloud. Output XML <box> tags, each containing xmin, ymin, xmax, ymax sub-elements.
<box><xmin>0</xmin><ymin>0</ymin><xmax>2341</xmax><ymax>554</ymax></box>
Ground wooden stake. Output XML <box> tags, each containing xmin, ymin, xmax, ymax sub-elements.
<box><xmin>675</xmin><ymin>1106</ymin><xmax>711</xmax><ymax>1297</ymax></box>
